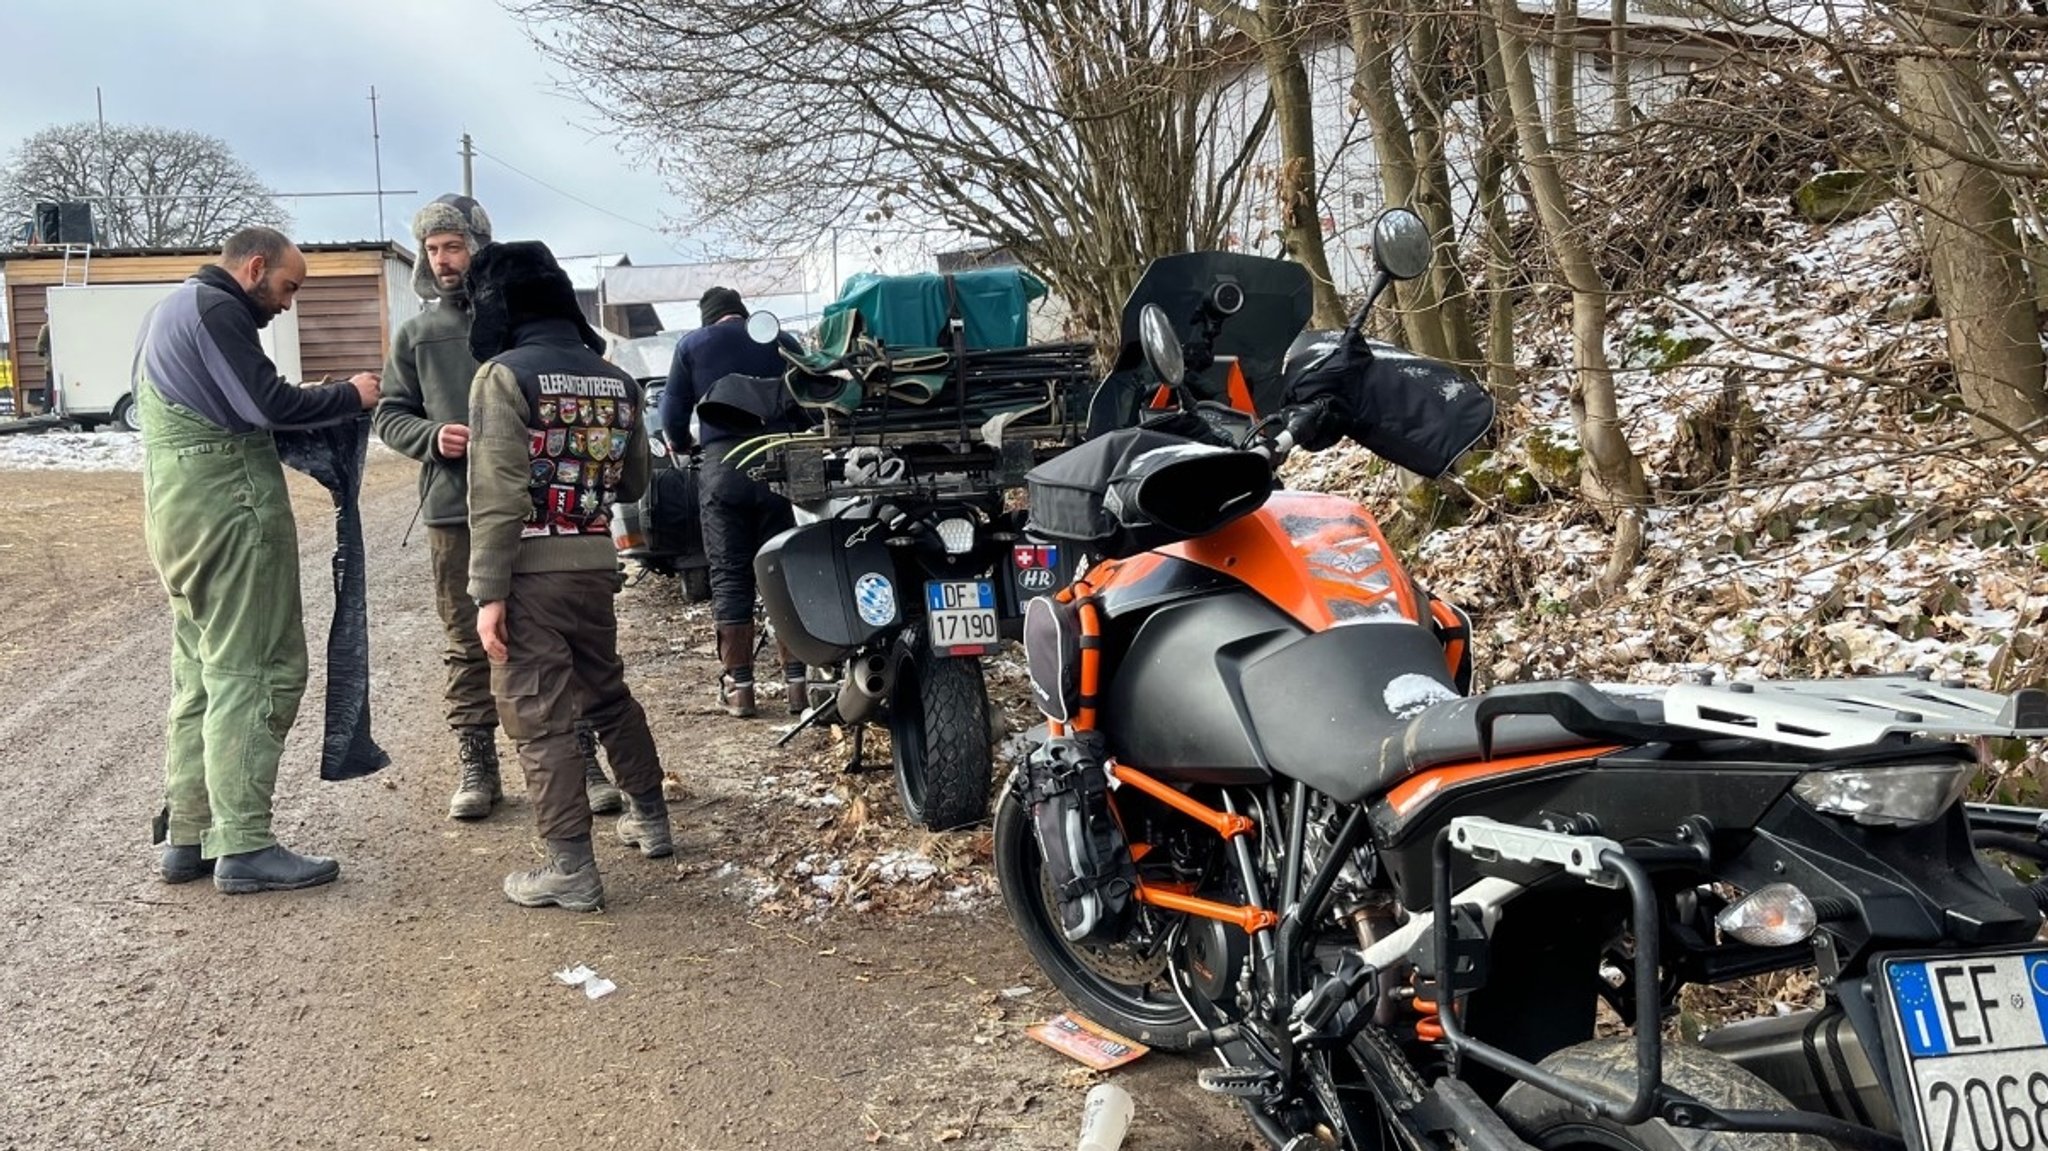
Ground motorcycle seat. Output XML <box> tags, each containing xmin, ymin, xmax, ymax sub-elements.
<box><xmin>1241</xmin><ymin>626</ymin><xmax>1677</xmax><ymax>804</ymax></box>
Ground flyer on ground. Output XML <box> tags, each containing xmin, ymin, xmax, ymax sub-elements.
<box><xmin>1025</xmin><ymin>1011</ymin><xmax>1151</xmax><ymax>1070</ymax></box>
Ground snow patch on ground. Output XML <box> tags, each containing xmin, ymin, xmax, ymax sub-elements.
<box><xmin>0</xmin><ymin>429</ymin><xmax>405</xmax><ymax>473</ymax></box>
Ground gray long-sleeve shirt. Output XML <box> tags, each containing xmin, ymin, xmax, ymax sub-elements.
<box><xmin>137</xmin><ymin>264</ymin><xmax>360</xmax><ymax>432</ymax></box>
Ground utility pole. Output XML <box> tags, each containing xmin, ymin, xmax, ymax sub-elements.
<box><xmin>369</xmin><ymin>85</ymin><xmax>385</xmax><ymax>240</ymax></box>
<box><xmin>460</xmin><ymin>132</ymin><xmax>475</xmax><ymax>198</ymax></box>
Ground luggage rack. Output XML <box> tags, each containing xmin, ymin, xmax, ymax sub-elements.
<box><xmin>1651</xmin><ymin>675</ymin><xmax>2048</xmax><ymax>750</ymax></box>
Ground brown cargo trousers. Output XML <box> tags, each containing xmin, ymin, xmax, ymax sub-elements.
<box><xmin>491</xmin><ymin>569</ymin><xmax>663</xmax><ymax>841</ymax></box>
<box><xmin>426</xmin><ymin>525</ymin><xmax>498</xmax><ymax>730</ymax></box>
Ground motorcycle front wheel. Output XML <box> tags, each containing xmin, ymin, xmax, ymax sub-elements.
<box><xmin>888</xmin><ymin>627</ymin><xmax>993</xmax><ymax>831</ymax></box>
<box><xmin>992</xmin><ymin>787</ymin><xmax>1198</xmax><ymax>1050</ymax></box>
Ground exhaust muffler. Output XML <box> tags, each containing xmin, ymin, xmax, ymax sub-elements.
<box><xmin>835</xmin><ymin>653</ymin><xmax>894</xmax><ymax>724</ymax></box>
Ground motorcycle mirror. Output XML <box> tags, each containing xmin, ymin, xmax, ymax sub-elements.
<box><xmin>1370</xmin><ymin>208</ymin><xmax>1432</xmax><ymax>282</ymax></box>
<box><xmin>1137</xmin><ymin>303</ymin><xmax>1186</xmax><ymax>389</ymax></box>
<box><xmin>744</xmin><ymin>311</ymin><xmax>782</xmax><ymax>344</ymax></box>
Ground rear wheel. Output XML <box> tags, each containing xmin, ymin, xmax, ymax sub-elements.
<box><xmin>993</xmin><ymin>787</ymin><xmax>1198</xmax><ymax>1050</ymax></box>
<box><xmin>888</xmin><ymin>627</ymin><xmax>992</xmax><ymax>830</ymax></box>
<box><xmin>113</xmin><ymin>395</ymin><xmax>141</xmax><ymax>432</ymax></box>
<box><xmin>1496</xmin><ymin>1039</ymin><xmax>1836</xmax><ymax>1150</ymax></box>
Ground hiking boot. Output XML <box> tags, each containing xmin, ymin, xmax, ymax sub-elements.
<box><xmin>214</xmin><ymin>843</ymin><xmax>342</xmax><ymax>894</ymax></box>
<box><xmin>616</xmin><ymin>792</ymin><xmax>674</xmax><ymax>859</ymax></box>
<box><xmin>578</xmin><ymin>724</ymin><xmax>624</xmax><ymax>814</ymax></box>
<box><xmin>717</xmin><ymin>621</ymin><xmax>759</xmax><ymax>718</ymax></box>
<box><xmin>448</xmin><ymin>726</ymin><xmax>503</xmax><ymax>820</ymax></box>
<box><xmin>720</xmin><ymin>675</ymin><xmax>757</xmax><ymax>718</ymax></box>
<box><xmin>776</xmin><ymin>642</ymin><xmax>807</xmax><ymax>716</ymax></box>
<box><xmin>158</xmin><ymin>843</ymin><xmax>214</xmax><ymax>885</ymax></box>
<box><xmin>503</xmin><ymin>836</ymin><xmax>604</xmax><ymax>912</ymax></box>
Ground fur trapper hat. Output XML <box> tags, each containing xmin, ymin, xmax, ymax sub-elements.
<box><xmin>410</xmin><ymin>193</ymin><xmax>493</xmax><ymax>302</ymax></box>
<box><xmin>465</xmin><ymin>240</ymin><xmax>607</xmax><ymax>360</ymax></box>
<box><xmin>699</xmin><ymin>285</ymin><xmax>747</xmax><ymax>327</ymax></box>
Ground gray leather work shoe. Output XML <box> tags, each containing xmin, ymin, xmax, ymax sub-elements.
<box><xmin>578</xmin><ymin>724</ymin><xmax>624</xmax><ymax>814</ymax></box>
<box><xmin>503</xmin><ymin>837</ymin><xmax>604</xmax><ymax>912</ymax></box>
<box><xmin>448</xmin><ymin>726</ymin><xmax>503</xmax><ymax>821</ymax></box>
<box><xmin>158</xmin><ymin>843</ymin><xmax>214</xmax><ymax>885</ymax></box>
<box><xmin>213</xmin><ymin>844</ymin><xmax>342</xmax><ymax>894</ymax></box>
<box><xmin>615</xmin><ymin>796</ymin><xmax>674</xmax><ymax>859</ymax></box>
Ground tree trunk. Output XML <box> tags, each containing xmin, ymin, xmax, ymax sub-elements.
<box><xmin>1894</xmin><ymin>0</ymin><xmax>2048</xmax><ymax>439</ymax></box>
<box><xmin>1258</xmin><ymin>6</ymin><xmax>1347</xmax><ymax>329</ymax></box>
<box><xmin>1551</xmin><ymin>0</ymin><xmax>1578</xmax><ymax>149</ymax></box>
<box><xmin>1487</xmin><ymin>0</ymin><xmax>1648</xmax><ymax>594</ymax></box>
<box><xmin>1476</xmin><ymin>26</ymin><xmax>1521</xmax><ymax>404</ymax></box>
<box><xmin>1346</xmin><ymin>0</ymin><xmax>1452</xmax><ymax>360</ymax></box>
<box><xmin>1403</xmin><ymin>3</ymin><xmax>1483</xmax><ymax>369</ymax></box>
<box><xmin>1609</xmin><ymin>0</ymin><xmax>1630</xmax><ymax>133</ymax></box>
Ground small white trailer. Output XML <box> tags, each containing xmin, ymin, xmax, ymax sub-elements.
<box><xmin>44</xmin><ymin>282</ymin><xmax>303</xmax><ymax>430</ymax></box>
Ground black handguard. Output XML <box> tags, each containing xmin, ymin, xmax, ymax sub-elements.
<box><xmin>1281</xmin><ymin>333</ymin><xmax>1371</xmax><ymax>450</ymax></box>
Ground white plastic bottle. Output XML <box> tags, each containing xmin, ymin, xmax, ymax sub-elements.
<box><xmin>1076</xmin><ymin>1082</ymin><xmax>1134</xmax><ymax>1151</ymax></box>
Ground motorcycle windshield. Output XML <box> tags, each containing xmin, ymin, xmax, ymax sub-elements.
<box><xmin>1114</xmin><ymin>253</ymin><xmax>1313</xmax><ymax>416</ymax></box>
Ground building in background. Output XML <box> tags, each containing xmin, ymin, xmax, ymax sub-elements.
<box><xmin>0</xmin><ymin>240</ymin><xmax>420</xmax><ymax>414</ymax></box>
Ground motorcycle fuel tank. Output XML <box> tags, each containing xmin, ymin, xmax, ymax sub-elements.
<box><xmin>755</xmin><ymin>519</ymin><xmax>901</xmax><ymax>667</ymax></box>
<box><xmin>1100</xmin><ymin>590</ymin><xmax>1301</xmax><ymax>783</ymax></box>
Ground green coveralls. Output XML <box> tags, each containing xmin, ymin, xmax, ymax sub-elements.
<box><xmin>140</xmin><ymin>381</ymin><xmax>309</xmax><ymax>858</ymax></box>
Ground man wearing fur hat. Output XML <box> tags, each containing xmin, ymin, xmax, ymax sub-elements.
<box><xmin>465</xmin><ymin>239</ymin><xmax>671</xmax><ymax>911</ymax></box>
<box><xmin>375</xmin><ymin>195</ymin><xmax>625</xmax><ymax>821</ymax></box>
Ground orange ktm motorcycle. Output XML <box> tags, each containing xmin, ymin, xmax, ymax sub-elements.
<box><xmin>995</xmin><ymin>209</ymin><xmax>2048</xmax><ymax>1151</ymax></box>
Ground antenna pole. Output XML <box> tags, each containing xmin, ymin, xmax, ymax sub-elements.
<box><xmin>369</xmin><ymin>86</ymin><xmax>385</xmax><ymax>240</ymax></box>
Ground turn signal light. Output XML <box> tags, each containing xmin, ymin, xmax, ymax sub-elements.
<box><xmin>1715</xmin><ymin>883</ymin><xmax>1818</xmax><ymax>947</ymax></box>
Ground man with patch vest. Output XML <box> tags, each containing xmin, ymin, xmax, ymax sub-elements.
<box><xmin>464</xmin><ymin>240</ymin><xmax>671</xmax><ymax>911</ymax></box>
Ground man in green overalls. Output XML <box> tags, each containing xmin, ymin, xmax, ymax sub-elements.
<box><xmin>138</xmin><ymin>226</ymin><xmax>380</xmax><ymax>893</ymax></box>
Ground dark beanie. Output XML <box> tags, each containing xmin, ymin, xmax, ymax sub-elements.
<box><xmin>465</xmin><ymin>240</ymin><xmax>607</xmax><ymax>360</ymax></box>
<box><xmin>700</xmin><ymin>286</ymin><xmax>747</xmax><ymax>327</ymax></box>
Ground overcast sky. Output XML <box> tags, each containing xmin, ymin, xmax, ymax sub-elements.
<box><xmin>1</xmin><ymin>0</ymin><xmax>713</xmax><ymax>266</ymax></box>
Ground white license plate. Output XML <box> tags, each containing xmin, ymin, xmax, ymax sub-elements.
<box><xmin>925</xmin><ymin>580</ymin><xmax>997</xmax><ymax>655</ymax></box>
<box><xmin>1880</xmin><ymin>948</ymin><xmax>2048</xmax><ymax>1151</ymax></box>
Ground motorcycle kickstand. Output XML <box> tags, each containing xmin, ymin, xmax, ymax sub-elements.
<box><xmin>841</xmin><ymin>723</ymin><xmax>885</xmax><ymax>774</ymax></box>
<box><xmin>773</xmin><ymin>695</ymin><xmax>839</xmax><ymax>749</ymax></box>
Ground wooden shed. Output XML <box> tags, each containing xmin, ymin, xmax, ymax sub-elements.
<box><xmin>1</xmin><ymin>240</ymin><xmax>419</xmax><ymax>412</ymax></box>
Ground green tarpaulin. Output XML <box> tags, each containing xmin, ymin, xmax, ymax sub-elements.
<box><xmin>820</xmin><ymin>267</ymin><xmax>1046</xmax><ymax>353</ymax></box>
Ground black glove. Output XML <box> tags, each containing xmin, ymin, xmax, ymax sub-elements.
<box><xmin>1286</xmin><ymin>396</ymin><xmax>1344</xmax><ymax>452</ymax></box>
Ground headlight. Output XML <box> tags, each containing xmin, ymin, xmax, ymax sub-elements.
<box><xmin>1791</xmin><ymin>762</ymin><xmax>1970</xmax><ymax>827</ymax></box>
<box><xmin>934</xmin><ymin>517</ymin><xmax>976</xmax><ymax>555</ymax></box>
<box><xmin>1715</xmin><ymin>883</ymin><xmax>1818</xmax><ymax>947</ymax></box>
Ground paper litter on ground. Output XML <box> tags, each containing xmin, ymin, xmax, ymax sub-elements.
<box><xmin>553</xmin><ymin>964</ymin><xmax>618</xmax><ymax>1000</ymax></box>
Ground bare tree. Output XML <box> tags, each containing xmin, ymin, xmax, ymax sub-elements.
<box><xmin>1485</xmin><ymin>0</ymin><xmax>1651</xmax><ymax>594</ymax></box>
<box><xmin>1890</xmin><ymin>0</ymin><xmax>2048</xmax><ymax>438</ymax></box>
<box><xmin>1197</xmin><ymin>0</ymin><xmax>1348</xmax><ymax>327</ymax></box>
<box><xmin>510</xmin><ymin>0</ymin><xmax>1269</xmax><ymax>345</ymax></box>
<box><xmin>1683</xmin><ymin>0</ymin><xmax>2048</xmax><ymax>438</ymax></box>
<box><xmin>1</xmin><ymin>122</ymin><xmax>288</xmax><ymax>248</ymax></box>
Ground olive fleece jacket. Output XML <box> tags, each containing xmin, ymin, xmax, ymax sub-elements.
<box><xmin>373</xmin><ymin>299</ymin><xmax>479</xmax><ymax>527</ymax></box>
